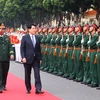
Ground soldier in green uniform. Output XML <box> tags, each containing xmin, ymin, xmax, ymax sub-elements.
<box><xmin>88</xmin><ymin>24</ymin><xmax>98</xmax><ymax>87</ymax></box>
<box><xmin>53</xmin><ymin>26</ymin><xmax>62</xmax><ymax>75</ymax></box>
<box><xmin>73</xmin><ymin>25</ymin><xmax>83</xmax><ymax>82</ymax></box>
<box><xmin>40</xmin><ymin>27</ymin><xmax>48</xmax><ymax>70</ymax></box>
<box><xmin>58</xmin><ymin>26</ymin><xmax>68</xmax><ymax>76</ymax></box>
<box><xmin>48</xmin><ymin>27</ymin><xmax>57</xmax><ymax>73</ymax></box>
<box><xmin>81</xmin><ymin>24</ymin><xmax>90</xmax><ymax>85</ymax></box>
<box><xmin>38</xmin><ymin>27</ymin><xmax>43</xmax><ymax>41</ymax></box>
<box><xmin>96</xmin><ymin>27</ymin><xmax>100</xmax><ymax>89</ymax></box>
<box><xmin>0</xmin><ymin>23</ymin><xmax>14</xmax><ymax>93</ymax></box>
<box><xmin>66</xmin><ymin>26</ymin><xmax>74</xmax><ymax>79</ymax></box>
<box><xmin>43</xmin><ymin>27</ymin><xmax>52</xmax><ymax>71</ymax></box>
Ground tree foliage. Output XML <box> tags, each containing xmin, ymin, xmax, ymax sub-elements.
<box><xmin>0</xmin><ymin>0</ymin><xmax>99</xmax><ymax>27</ymax></box>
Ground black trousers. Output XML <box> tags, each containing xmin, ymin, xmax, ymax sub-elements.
<box><xmin>0</xmin><ymin>61</ymin><xmax>9</xmax><ymax>89</ymax></box>
<box><xmin>23</xmin><ymin>59</ymin><xmax>42</xmax><ymax>91</ymax></box>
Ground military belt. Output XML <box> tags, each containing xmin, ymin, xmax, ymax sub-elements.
<box><xmin>62</xmin><ymin>48</ymin><xmax>66</xmax><ymax>50</ymax></box>
<box><xmin>56</xmin><ymin>46</ymin><xmax>61</xmax><ymax>48</ymax></box>
<box><xmin>40</xmin><ymin>44</ymin><xmax>45</xmax><ymax>47</ymax></box>
<box><xmin>74</xmin><ymin>47</ymin><xmax>81</xmax><ymax>50</ymax></box>
<box><xmin>83</xmin><ymin>49</ymin><xmax>88</xmax><ymax>52</ymax></box>
<box><xmin>89</xmin><ymin>49</ymin><xmax>97</xmax><ymax>52</ymax></box>
<box><xmin>68</xmin><ymin>47</ymin><xmax>73</xmax><ymax>50</ymax></box>
<box><xmin>48</xmin><ymin>46</ymin><xmax>55</xmax><ymax>48</ymax></box>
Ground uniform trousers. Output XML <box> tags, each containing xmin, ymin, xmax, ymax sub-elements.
<box><xmin>0</xmin><ymin>61</ymin><xmax>9</xmax><ymax>89</ymax></box>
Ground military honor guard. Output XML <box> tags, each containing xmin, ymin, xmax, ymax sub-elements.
<box><xmin>96</xmin><ymin>27</ymin><xmax>100</xmax><ymax>89</ymax></box>
<box><xmin>88</xmin><ymin>24</ymin><xmax>98</xmax><ymax>87</ymax></box>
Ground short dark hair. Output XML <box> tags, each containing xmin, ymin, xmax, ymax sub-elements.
<box><xmin>26</xmin><ymin>23</ymin><xmax>36</xmax><ymax>29</ymax></box>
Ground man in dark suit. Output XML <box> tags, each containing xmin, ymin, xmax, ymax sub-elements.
<box><xmin>20</xmin><ymin>24</ymin><xmax>44</xmax><ymax>94</ymax></box>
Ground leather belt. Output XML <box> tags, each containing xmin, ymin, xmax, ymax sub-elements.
<box><xmin>74</xmin><ymin>47</ymin><xmax>81</xmax><ymax>50</ymax></box>
<box><xmin>89</xmin><ymin>49</ymin><xmax>96</xmax><ymax>52</ymax></box>
<box><xmin>83</xmin><ymin>49</ymin><xmax>88</xmax><ymax>52</ymax></box>
<box><xmin>62</xmin><ymin>48</ymin><xmax>66</xmax><ymax>50</ymax></box>
<box><xmin>46</xmin><ymin>46</ymin><xmax>51</xmax><ymax>48</ymax></box>
<box><xmin>50</xmin><ymin>46</ymin><xmax>55</xmax><ymax>49</ymax></box>
<box><xmin>40</xmin><ymin>44</ymin><xmax>46</xmax><ymax>47</ymax></box>
<box><xmin>56</xmin><ymin>46</ymin><xmax>61</xmax><ymax>48</ymax></box>
<box><xmin>68</xmin><ymin>47</ymin><xmax>73</xmax><ymax>50</ymax></box>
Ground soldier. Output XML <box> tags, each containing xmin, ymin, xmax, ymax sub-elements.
<box><xmin>66</xmin><ymin>26</ymin><xmax>74</xmax><ymax>79</ymax></box>
<box><xmin>48</xmin><ymin>26</ymin><xmax>57</xmax><ymax>73</ymax></box>
<box><xmin>40</xmin><ymin>27</ymin><xmax>48</xmax><ymax>70</ymax></box>
<box><xmin>81</xmin><ymin>24</ymin><xmax>91</xmax><ymax>85</ymax></box>
<box><xmin>38</xmin><ymin>27</ymin><xmax>43</xmax><ymax>41</ymax></box>
<box><xmin>35</xmin><ymin>27</ymin><xmax>39</xmax><ymax>35</ymax></box>
<box><xmin>96</xmin><ymin>27</ymin><xmax>100</xmax><ymax>89</ymax></box>
<box><xmin>53</xmin><ymin>26</ymin><xmax>62</xmax><ymax>75</ymax></box>
<box><xmin>73</xmin><ymin>25</ymin><xmax>83</xmax><ymax>82</ymax></box>
<box><xmin>43</xmin><ymin>27</ymin><xmax>52</xmax><ymax>71</ymax></box>
<box><xmin>88</xmin><ymin>24</ymin><xmax>98</xmax><ymax>87</ymax></box>
<box><xmin>0</xmin><ymin>23</ymin><xmax>14</xmax><ymax>93</ymax></box>
<box><xmin>60</xmin><ymin>26</ymin><xmax>69</xmax><ymax>77</ymax></box>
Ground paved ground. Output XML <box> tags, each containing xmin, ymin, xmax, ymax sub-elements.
<box><xmin>9</xmin><ymin>61</ymin><xmax>100</xmax><ymax>100</ymax></box>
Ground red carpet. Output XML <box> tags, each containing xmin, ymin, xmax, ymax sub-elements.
<box><xmin>0</xmin><ymin>73</ymin><xmax>61</xmax><ymax>100</ymax></box>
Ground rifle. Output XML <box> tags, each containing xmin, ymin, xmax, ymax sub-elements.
<box><xmin>72</xmin><ymin>33</ymin><xmax>76</xmax><ymax>59</ymax></box>
<box><xmin>94</xmin><ymin>34</ymin><xmax>100</xmax><ymax>64</ymax></box>
<box><xmin>79</xmin><ymin>32</ymin><xmax>84</xmax><ymax>60</ymax></box>
<box><xmin>86</xmin><ymin>33</ymin><xmax>91</xmax><ymax>62</ymax></box>
<box><xmin>59</xmin><ymin>34</ymin><xmax>63</xmax><ymax>57</ymax></box>
<box><xmin>64</xmin><ymin>34</ymin><xmax>69</xmax><ymax>58</ymax></box>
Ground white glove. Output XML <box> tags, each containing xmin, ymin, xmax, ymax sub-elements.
<box><xmin>66</xmin><ymin>39</ymin><xmax>69</xmax><ymax>42</ymax></box>
<box><xmin>61</xmin><ymin>39</ymin><xmax>63</xmax><ymax>41</ymax></box>
<box><xmin>81</xmin><ymin>39</ymin><xmax>84</xmax><ymax>44</ymax></box>
<box><xmin>87</xmin><ymin>41</ymin><xmax>90</xmax><ymax>44</ymax></box>
<box><xmin>96</xmin><ymin>41</ymin><xmax>100</xmax><ymax>45</ymax></box>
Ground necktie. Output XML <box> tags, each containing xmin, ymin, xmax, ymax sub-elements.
<box><xmin>32</xmin><ymin>35</ymin><xmax>36</xmax><ymax>47</ymax></box>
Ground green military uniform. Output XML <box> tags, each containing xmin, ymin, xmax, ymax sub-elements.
<box><xmin>73</xmin><ymin>33</ymin><xmax>83</xmax><ymax>81</ymax></box>
<box><xmin>57</xmin><ymin>33</ymin><xmax>67</xmax><ymax>76</ymax></box>
<box><xmin>0</xmin><ymin>35</ymin><xmax>14</xmax><ymax>90</ymax></box>
<box><xmin>88</xmin><ymin>34</ymin><xmax>98</xmax><ymax>87</ymax></box>
<box><xmin>82</xmin><ymin>34</ymin><xmax>91</xmax><ymax>84</ymax></box>
<box><xmin>44</xmin><ymin>33</ymin><xmax>52</xmax><ymax>71</ymax></box>
<box><xmin>38</xmin><ymin>33</ymin><xmax>43</xmax><ymax>41</ymax></box>
<box><xmin>40</xmin><ymin>33</ymin><xmax>47</xmax><ymax>70</ymax></box>
<box><xmin>97</xmin><ymin>40</ymin><xmax>100</xmax><ymax>87</ymax></box>
<box><xmin>48</xmin><ymin>33</ymin><xmax>57</xmax><ymax>73</ymax></box>
<box><xmin>53</xmin><ymin>34</ymin><xmax>62</xmax><ymax>75</ymax></box>
<box><xmin>67</xmin><ymin>34</ymin><xmax>74</xmax><ymax>79</ymax></box>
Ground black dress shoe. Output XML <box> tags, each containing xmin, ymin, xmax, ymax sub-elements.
<box><xmin>81</xmin><ymin>82</ymin><xmax>87</xmax><ymax>85</ymax></box>
<box><xmin>35</xmin><ymin>90</ymin><xmax>44</xmax><ymax>94</ymax></box>
<box><xmin>2</xmin><ymin>86</ymin><xmax>7</xmax><ymax>91</ymax></box>
<box><xmin>0</xmin><ymin>89</ymin><xmax>2</xmax><ymax>93</ymax></box>
<box><xmin>26</xmin><ymin>90</ymin><xmax>30</xmax><ymax>94</ymax></box>
<box><xmin>88</xmin><ymin>84</ymin><xmax>98</xmax><ymax>88</ymax></box>
<box><xmin>96</xmin><ymin>87</ymin><xmax>100</xmax><ymax>90</ymax></box>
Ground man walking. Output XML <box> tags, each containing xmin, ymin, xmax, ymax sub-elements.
<box><xmin>20</xmin><ymin>23</ymin><xmax>44</xmax><ymax>94</ymax></box>
<box><xmin>0</xmin><ymin>23</ymin><xmax>14</xmax><ymax>93</ymax></box>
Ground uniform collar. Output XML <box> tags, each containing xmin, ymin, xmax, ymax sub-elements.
<box><xmin>0</xmin><ymin>35</ymin><xmax>3</xmax><ymax>37</ymax></box>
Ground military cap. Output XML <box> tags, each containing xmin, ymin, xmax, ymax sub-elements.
<box><xmin>84</xmin><ymin>24</ymin><xmax>90</xmax><ymax>29</ymax></box>
<box><xmin>76</xmin><ymin>25</ymin><xmax>83</xmax><ymax>32</ymax></box>
<box><xmin>91</xmin><ymin>24</ymin><xmax>98</xmax><ymax>30</ymax></box>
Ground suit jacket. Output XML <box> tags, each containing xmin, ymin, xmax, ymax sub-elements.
<box><xmin>20</xmin><ymin>34</ymin><xmax>42</xmax><ymax>64</ymax></box>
